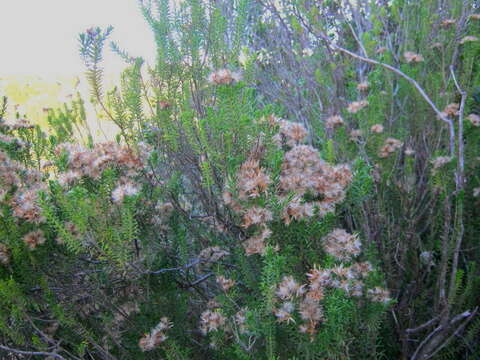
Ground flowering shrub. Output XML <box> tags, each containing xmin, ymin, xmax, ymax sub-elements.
<box><xmin>0</xmin><ymin>0</ymin><xmax>479</xmax><ymax>359</ymax></box>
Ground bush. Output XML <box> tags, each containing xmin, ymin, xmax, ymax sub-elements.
<box><xmin>0</xmin><ymin>1</ymin><xmax>479</xmax><ymax>359</ymax></box>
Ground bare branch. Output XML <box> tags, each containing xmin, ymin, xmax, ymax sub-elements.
<box><xmin>0</xmin><ymin>344</ymin><xmax>67</xmax><ymax>360</ymax></box>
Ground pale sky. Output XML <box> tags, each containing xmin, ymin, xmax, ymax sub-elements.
<box><xmin>0</xmin><ymin>0</ymin><xmax>157</xmax><ymax>77</ymax></box>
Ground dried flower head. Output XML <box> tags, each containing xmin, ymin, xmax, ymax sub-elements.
<box><xmin>347</xmin><ymin>100</ymin><xmax>369</xmax><ymax>113</ymax></box>
<box><xmin>370</xmin><ymin>124</ymin><xmax>384</xmax><ymax>133</ymax></box>
<box><xmin>467</xmin><ymin>114</ymin><xmax>480</xmax><ymax>127</ymax></box>
<box><xmin>274</xmin><ymin>301</ymin><xmax>296</xmax><ymax>324</ymax></box>
<box><xmin>242</xmin><ymin>206</ymin><xmax>272</xmax><ymax>228</ymax></box>
<box><xmin>235</xmin><ymin>308</ymin><xmax>249</xmax><ymax>334</ymax></box>
<box><xmin>199</xmin><ymin>246</ymin><xmax>229</xmax><ymax>263</ymax></box>
<box><xmin>460</xmin><ymin>36</ymin><xmax>479</xmax><ymax>44</ymax></box>
<box><xmin>431</xmin><ymin>156</ymin><xmax>452</xmax><ymax>172</ymax></box>
<box><xmin>216</xmin><ymin>276</ymin><xmax>236</xmax><ymax>292</ymax></box>
<box><xmin>139</xmin><ymin>317</ymin><xmax>172</xmax><ymax>351</ymax></box>
<box><xmin>55</xmin><ymin>142</ymin><xmax>143</xmax><ymax>182</ymax></box>
<box><xmin>350</xmin><ymin>129</ymin><xmax>363</xmax><ymax>141</ymax></box>
<box><xmin>298</xmin><ymin>297</ymin><xmax>323</xmax><ymax>323</ymax></box>
<box><xmin>367</xmin><ymin>287</ymin><xmax>391</xmax><ymax>304</ymax></box>
<box><xmin>282</xmin><ymin>197</ymin><xmax>315</xmax><ymax>225</ymax></box>
<box><xmin>207</xmin><ymin>69</ymin><xmax>241</xmax><ymax>85</ymax></box>
<box><xmin>9</xmin><ymin>118</ymin><xmax>35</xmax><ymax>130</ymax></box>
<box><xmin>440</xmin><ymin>18</ymin><xmax>456</xmax><ymax>27</ymax></box>
<box><xmin>378</xmin><ymin>137</ymin><xmax>403</xmax><ymax>158</ymax></box>
<box><xmin>350</xmin><ymin>261</ymin><xmax>373</xmax><ymax>278</ymax></box>
<box><xmin>276</xmin><ymin>276</ymin><xmax>304</xmax><ymax>300</ymax></box>
<box><xmin>443</xmin><ymin>103</ymin><xmax>460</xmax><ymax>117</ymax></box>
<box><xmin>112</xmin><ymin>181</ymin><xmax>140</xmax><ymax>203</ymax></box>
<box><xmin>325</xmin><ymin>115</ymin><xmax>344</xmax><ymax>129</ymax></box>
<box><xmin>199</xmin><ymin>309</ymin><xmax>226</xmax><ymax>334</ymax></box>
<box><xmin>277</xmin><ymin>120</ymin><xmax>308</xmax><ymax>147</ymax></box>
<box><xmin>243</xmin><ymin>227</ymin><xmax>272</xmax><ymax>256</ymax></box>
<box><xmin>236</xmin><ymin>159</ymin><xmax>271</xmax><ymax>200</ymax></box>
<box><xmin>322</xmin><ymin>229</ymin><xmax>361</xmax><ymax>261</ymax></box>
<box><xmin>404</xmin><ymin>51</ymin><xmax>424</xmax><ymax>63</ymax></box>
<box><xmin>23</xmin><ymin>230</ymin><xmax>46</xmax><ymax>250</ymax></box>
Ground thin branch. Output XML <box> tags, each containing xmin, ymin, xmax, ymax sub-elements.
<box><xmin>406</xmin><ymin>315</ymin><xmax>441</xmax><ymax>334</ymax></box>
<box><xmin>331</xmin><ymin>45</ymin><xmax>449</xmax><ymax>123</ymax></box>
<box><xmin>447</xmin><ymin>65</ymin><xmax>467</xmax><ymax>306</ymax></box>
<box><xmin>0</xmin><ymin>344</ymin><xmax>66</xmax><ymax>360</ymax></box>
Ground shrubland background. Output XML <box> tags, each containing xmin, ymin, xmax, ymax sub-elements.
<box><xmin>0</xmin><ymin>0</ymin><xmax>479</xmax><ymax>359</ymax></box>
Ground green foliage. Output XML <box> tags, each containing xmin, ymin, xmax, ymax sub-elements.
<box><xmin>1</xmin><ymin>1</ymin><xmax>479</xmax><ymax>359</ymax></box>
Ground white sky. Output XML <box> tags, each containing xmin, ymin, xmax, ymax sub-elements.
<box><xmin>0</xmin><ymin>0</ymin><xmax>157</xmax><ymax>77</ymax></box>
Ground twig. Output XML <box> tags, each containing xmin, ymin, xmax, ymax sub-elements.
<box><xmin>149</xmin><ymin>258</ymin><xmax>201</xmax><ymax>275</ymax></box>
<box><xmin>189</xmin><ymin>273</ymin><xmax>213</xmax><ymax>287</ymax></box>
<box><xmin>406</xmin><ymin>315</ymin><xmax>441</xmax><ymax>334</ymax></box>
<box><xmin>447</xmin><ymin>65</ymin><xmax>467</xmax><ymax>306</ymax></box>
<box><xmin>0</xmin><ymin>344</ymin><xmax>66</xmax><ymax>360</ymax></box>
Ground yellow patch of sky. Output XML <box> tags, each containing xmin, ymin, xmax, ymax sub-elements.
<box><xmin>0</xmin><ymin>0</ymin><xmax>158</xmax><ymax>139</ymax></box>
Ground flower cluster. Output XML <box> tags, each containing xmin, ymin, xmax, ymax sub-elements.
<box><xmin>242</xmin><ymin>206</ymin><xmax>272</xmax><ymax>228</ymax></box>
<box><xmin>367</xmin><ymin>287</ymin><xmax>392</xmax><ymax>304</ymax></box>
<box><xmin>440</xmin><ymin>18</ymin><xmax>456</xmax><ymax>27</ymax></box>
<box><xmin>378</xmin><ymin>138</ymin><xmax>403</xmax><ymax>158</ymax></box>
<box><xmin>370</xmin><ymin>124</ymin><xmax>384</xmax><ymax>133</ymax></box>
<box><xmin>23</xmin><ymin>229</ymin><xmax>46</xmax><ymax>250</ymax></box>
<box><xmin>243</xmin><ymin>227</ymin><xmax>272</xmax><ymax>255</ymax></box>
<box><xmin>138</xmin><ymin>317</ymin><xmax>173</xmax><ymax>352</ymax></box>
<box><xmin>0</xmin><ymin>133</ymin><xmax>27</xmax><ymax>147</ymax></box>
<box><xmin>467</xmin><ymin>114</ymin><xmax>480</xmax><ymax>126</ymax></box>
<box><xmin>279</xmin><ymin>145</ymin><xmax>352</xmax><ymax>224</ymax></box>
<box><xmin>404</xmin><ymin>51</ymin><xmax>424</xmax><ymax>63</ymax></box>
<box><xmin>273</xmin><ymin>260</ymin><xmax>381</xmax><ymax>338</ymax></box>
<box><xmin>347</xmin><ymin>100</ymin><xmax>369</xmax><ymax>114</ymax></box>
<box><xmin>111</xmin><ymin>180</ymin><xmax>141</xmax><ymax>203</ymax></box>
<box><xmin>460</xmin><ymin>35</ymin><xmax>479</xmax><ymax>44</ymax></box>
<box><xmin>235</xmin><ymin>159</ymin><xmax>271</xmax><ymax>200</ymax></box>
<box><xmin>55</xmin><ymin>142</ymin><xmax>145</xmax><ymax>205</ymax></box>
<box><xmin>199</xmin><ymin>246</ymin><xmax>230</xmax><ymax>263</ymax></box>
<box><xmin>325</xmin><ymin>115</ymin><xmax>344</xmax><ymax>129</ymax></box>
<box><xmin>55</xmin><ymin>142</ymin><xmax>143</xmax><ymax>186</ymax></box>
<box><xmin>442</xmin><ymin>103</ymin><xmax>459</xmax><ymax>117</ymax></box>
<box><xmin>0</xmin><ymin>118</ymin><xmax>35</xmax><ymax>130</ymax></box>
<box><xmin>11</xmin><ymin>185</ymin><xmax>47</xmax><ymax>224</ymax></box>
<box><xmin>234</xmin><ymin>308</ymin><xmax>249</xmax><ymax>334</ymax></box>
<box><xmin>431</xmin><ymin>156</ymin><xmax>452</xmax><ymax>173</ymax></box>
<box><xmin>199</xmin><ymin>309</ymin><xmax>227</xmax><ymax>334</ymax></box>
<box><xmin>0</xmin><ymin>150</ymin><xmax>46</xmax><ymax>223</ymax></box>
<box><xmin>350</xmin><ymin>129</ymin><xmax>363</xmax><ymax>141</ymax></box>
<box><xmin>322</xmin><ymin>229</ymin><xmax>361</xmax><ymax>261</ymax></box>
<box><xmin>276</xmin><ymin>276</ymin><xmax>306</xmax><ymax>300</ymax></box>
<box><xmin>207</xmin><ymin>69</ymin><xmax>242</xmax><ymax>85</ymax></box>
<box><xmin>216</xmin><ymin>276</ymin><xmax>236</xmax><ymax>292</ymax></box>
<box><xmin>274</xmin><ymin>119</ymin><xmax>308</xmax><ymax>147</ymax></box>
<box><xmin>225</xmin><ymin>119</ymin><xmax>352</xmax><ymax>255</ymax></box>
